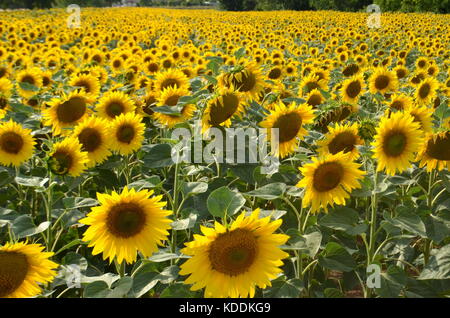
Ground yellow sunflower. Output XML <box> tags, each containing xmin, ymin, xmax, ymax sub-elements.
<box><xmin>305</xmin><ymin>89</ymin><xmax>325</xmax><ymax>108</ymax></box>
<box><xmin>0</xmin><ymin>120</ymin><xmax>35</xmax><ymax>167</ymax></box>
<box><xmin>296</xmin><ymin>152</ymin><xmax>365</xmax><ymax>213</ymax></box>
<box><xmin>96</xmin><ymin>90</ymin><xmax>136</xmax><ymax>120</ymax></box>
<box><xmin>154</xmin><ymin>69</ymin><xmax>190</xmax><ymax>94</ymax></box>
<box><xmin>369</xmin><ymin>68</ymin><xmax>398</xmax><ymax>95</ymax></box>
<box><xmin>42</xmin><ymin>91</ymin><xmax>92</xmax><ymax>136</ymax></box>
<box><xmin>405</xmin><ymin>105</ymin><xmax>434</xmax><ymax>134</ymax></box>
<box><xmin>109</xmin><ymin>112</ymin><xmax>145</xmax><ymax>155</ymax></box>
<box><xmin>48</xmin><ymin>137</ymin><xmax>89</xmax><ymax>177</ymax></box>
<box><xmin>372</xmin><ymin>112</ymin><xmax>424</xmax><ymax>175</ymax></box>
<box><xmin>416</xmin><ymin>131</ymin><xmax>450</xmax><ymax>172</ymax></box>
<box><xmin>16</xmin><ymin>68</ymin><xmax>42</xmax><ymax>98</ymax></box>
<box><xmin>69</xmin><ymin>73</ymin><xmax>101</xmax><ymax>99</ymax></box>
<box><xmin>202</xmin><ymin>88</ymin><xmax>244</xmax><ymax>132</ymax></box>
<box><xmin>0</xmin><ymin>78</ymin><xmax>13</xmax><ymax>119</ymax></box>
<box><xmin>415</xmin><ymin>77</ymin><xmax>439</xmax><ymax>106</ymax></box>
<box><xmin>260</xmin><ymin>101</ymin><xmax>315</xmax><ymax>158</ymax></box>
<box><xmin>299</xmin><ymin>73</ymin><xmax>327</xmax><ymax>96</ymax></box>
<box><xmin>80</xmin><ymin>187</ymin><xmax>172</xmax><ymax>264</ymax></box>
<box><xmin>341</xmin><ymin>75</ymin><xmax>366</xmax><ymax>104</ymax></box>
<box><xmin>72</xmin><ymin>117</ymin><xmax>112</xmax><ymax>168</ymax></box>
<box><xmin>0</xmin><ymin>242</ymin><xmax>58</xmax><ymax>298</ymax></box>
<box><xmin>153</xmin><ymin>86</ymin><xmax>196</xmax><ymax>128</ymax></box>
<box><xmin>317</xmin><ymin>122</ymin><xmax>363</xmax><ymax>160</ymax></box>
<box><xmin>180</xmin><ymin>209</ymin><xmax>289</xmax><ymax>298</ymax></box>
<box><xmin>385</xmin><ymin>93</ymin><xmax>413</xmax><ymax>112</ymax></box>
<box><xmin>218</xmin><ymin>62</ymin><xmax>265</xmax><ymax>101</ymax></box>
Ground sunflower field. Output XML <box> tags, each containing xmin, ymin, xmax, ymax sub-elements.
<box><xmin>0</xmin><ymin>8</ymin><xmax>449</xmax><ymax>299</ymax></box>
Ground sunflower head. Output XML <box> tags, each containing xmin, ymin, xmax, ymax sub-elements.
<box><xmin>317</xmin><ymin>122</ymin><xmax>363</xmax><ymax>160</ymax></box>
<box><xmin>369</xmin><ymin>68</ymin><xmax>398</xmax><ymax>95</ymax></box>
<box><xmin>96</xmin><ymin>90</ymin><xmax>136</xmax><ymax>120</ymax></box>
<box><xmin>417</xmin><ymin>131</ymin><xmax>450</xmax><ymax>172</ymax></box>
<box><xmin>0</xmin><ymin>120</ymin><xmax>35</xmax><ymax>167</ymax></box>
<box><xmin>48</xmin><ymin>137</ymin><xmax>89</xmax><ymax>177</ymax></box>
<box><xmin>202</xmin><ymin>88</ymin><xmax>244</xmax><ymax>132</ymax></box>
<box><xmin>218</xmin><ymin>62</ymin><xmax>265</xmax><ymax>101</ymax></box>
<box><xmin>109</xmin><ymin>112</ymin><xmax>145</xmax><ymax>155</ymax></box>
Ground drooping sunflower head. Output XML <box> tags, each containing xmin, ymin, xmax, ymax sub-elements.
<box><xmin>73</xmin><ymin>116</ymin><xmax>112</xmax><ymax>168</ymax></box>
<box><xmin>0</xmin><ymin>120</ymin><xmax>35</xmax><ymax>167</ymax></box>
<box><xmin>96</xmin><ymin>90</ymin><xmax>136</xmax><ymax>120</ymax></box>
<box><xmin>296</xmin><ymin>152</ymin><xmax>365</xmax><ymax>213</ymax></box>
<box><xmin>202</xmin><ymin>88</ymin><xmax>244</xmax><ymax>132</ymax></box>
<box><xmin>218</xmin><ymin>62</ymin><xmax>265</xmax><ymax>101</ymax></box>
<box><xmin>260</xmin><ymin>101</ymin><xmax>316</xmax><ymax>158</ymax></box>
<box><xmin>416</xmin><ymin>131</ymin><xmax>450</xmax><ymax>172</ymax></box>
<box><xmin>358</xmin><ymin>118</ymin><xmax>378</xmax><ymax>142</ymax></box>
<box><xmin>415</xmin><ymin>77</ymin><xmax>439</xmax><ymax>106</ymax></box>
<box><xmin>317</xmin><ymin>122</ymin><xmax>363</xmax><ymax>160</ymax></box>
<box><xmin>154</xmin><ymin>86</ymin><xmax>196</xmax><ymax>128</ymax></box>
<box><xmin>341</xmin><ymin>75</ymin><xmax>365</xmax><ymax>104</ymax></box>
<box><xmin>69</xmin><ymin>73</ymin><xmax>101</xmax><ymax>98</ymax></box>
<box><xmin>154</xmin><ymin>69</ymin><xmax>190</xmax><ymax>94</ymax></box>
<box><xmin>80</xmin><ymin>187</ymin><xmax>172</xmax><ymax>264</ymax></box>
<box><xmin>139</xmin><ymin>92</ymin><xmax>158</xmax><ymax>117</ymax></box>
<box><xmin>180</xmin><ymin>209</ymin><xmax>289</xmax><ymax>298</ymax></box>
<box><xmin>0</xmin><ymin>242</ymin><xmax>58</xmax><ymax>298</ymax></box>
<box><xmin>48</xmin><ymin>137</ymin><xmax>89</xmax><ymax>177</ymax></box>
<box><xmin>369</xmin><ymin>68</ymin><xmax>398</xmax><ymax>95</ymax></box>
<box><xmin>109</xmin><ymin>112</ymin><xmax>145</xmax><ymax>156</ymax></box>
<box><xmin>43</xmin><ymin>91</ymin><xmax>92</xmax><ymax>136</ymax></box>
<box><xmin>372</xmin><ymin>112</ymin><xmax>424</xmax><ymax>175</ymax></box>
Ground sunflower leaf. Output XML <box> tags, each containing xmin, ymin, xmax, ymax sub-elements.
<box><xmin>206</xmin><ymin>186</ymin><xmax>245</xmax><ymax>218</ymax></box>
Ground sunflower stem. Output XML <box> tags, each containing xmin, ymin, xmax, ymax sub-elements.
<box><xmin>171</xmin><ymin>162</ymin><xmax>181</xmax><ymax>262</ymax></box>
<box><xmin>423</xmin><ymin>170</ymin><xmax>436</xmax><ymax>266</ymax></box>
<box><xmin>367</xmin><ymin>168</ymin><xmax>378</xmax><ymax>298</ymax></box>
<box><xmin>115</xmin><ymin>259</ymin><xmax>126</xmax><ymax>277</ymax></box>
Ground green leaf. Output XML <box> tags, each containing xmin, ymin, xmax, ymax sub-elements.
<box><xmin>263</xmin><ymin>278</ymin><xmax>304</xmax><ymax>298</ymax></box>
<box><xmin>0</xmin><ymin>168</ymin><xmax>13</xmax><ymax>187</ymax></box>
<box><xmin>182</xmin><ymin>182</ymin><xmax>208</xmax><ymax>196</ymax></box>
<box><xmin>127</xmin><ymin>176</ymin><xmax>161</xmax><ymax>191</ymax></box>
<box><xmin>148</xmin><ymin>250</ymin><xmax>190</xmax><ymax>263</ymax></box>
<box><xmin>207</xmin><ymin>186</ymin><xmax>245</xmax><ymax>218</ymax></box>
<box><xmin>244</xmin><ymin>183</ymin><xmax>286</xmax><ymax>200</ymax></box>
<box><xmin>319</xmin><ymin>207</ymin><xmax>367</xmax><ymax>236</ymax></box>
<box><xmin>131</xmin><ymin>272</ymin><xmax>159</xmax><ymax>298</ymax></box>
<box><xmin>12</xmin><ymin>215</ymin><xmax>50</xmax><ymax>239</ymax></box>
<box><xmin>418</xmin><ymin>245</ymin><xmax>450</xmax><ymax>280</ymax></box>
<box><xmin>142</xmin><ymin>144</ymin><xmax>175</xmax><ymax>168</ymax></box>
<box><xmin>425</xmin><ymin>214</ymin><xmax>450</xmax><ymax>244</ymax></box>
<box><xmin>108</xmin><ymin>277</ymin><xmax>133</xmax><ymax>298</ymax></box>
<box><xmin>84</xmin><ymin>281</ymin><xmax>110</xmax><ymax>298</ymax></box>
<box><xmin>324</xmin><ymin>288</ymin><xmax>345</xmax><ymax>298</ymax></box>
<box><xmin>63</xmin><ymin>197</ymin><xmax>98</xmax><ymax>209</ymax></box>
<box><xmin>171</xmin><ymin>214</ymin><xmax>197</xmax><ymax>231</ymax></box>
<box><xmin>152</xmin><ymin>105</ymin><xmax>183</xmax><ymax>116</ymax></box>
<box><xmin>160</xmin><ymin>283</ymin><xmax>197</xmax><ymax>298</ymax></box>
<box><xmin>384</xmin><ymin>208</ymin><xmax>427</xmax><ymax>238</ymax></box>
<box><xmin>19</xmin><ymin>81</ymin><xmax>39</xmax><ymax>92</ymax></box>
<box><xmin>15</xmin><ymin>176</ymin><xmax>48</xmax><ymax>188</ymax></box>
<box><xmin>283</xmin><ymin>230</ymin><xmax>322</xmax><ymax>258</ymax></box>
<box><xmin>318</xmin><ymin>242</ymin><xmax>356</xmax><ymax>272</ymax></box>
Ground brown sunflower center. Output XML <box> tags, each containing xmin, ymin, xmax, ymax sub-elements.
<box><xmin>208</xmin><ymin>229</ymin><xmax>258</xmax><ymax>276</ymax></box>
<box><xmin>0</xmin><ymin>251</ymin><xmax>29</xmax><ymax>297</ymax></box>
<box><xmin>346</xmin><ymin>80</ymin><xmax>362</xmax><ymax>98</ymax></box>
<box><xmin>147</xmin><ymin>63</ymin><xmax>159</xmax><ymax>73</ymax></box>
<box><xmin>160</xmin><ymin>78</ymin><xmax>180</xmax><ymax>91</ymax></box>
<box><xmin>21</xmin><ymin>75</ymin><xmax>35</xmax><ymax>85</ymax></box>
<box><xmin>74</xmin><ymin>80</ymin><xmax>92</xmax><ymax>93</ymax></box>
<box><xmin>307</xmin><ymin>94</ymin><xmax>322</xmax><ymax>107</ymax></box>
<box><xmin>313</xmin><ymin>162</ymin><xmax>344</xmax><ymax>192</ymax></box>
<box><xmin>113</xmin><ymin>60</ymin><xmax>122</xmax><ymax>68</ymax></box>
<box><xmin>273</xmin><ymin>112</ymin><xmax>302</xmax><ymax>143</ymax></box>
<box><xmin>328</xmin><ymin>131</ymin><xmax>357</xmax><ymax>155</ymax></box>
<box><xmin>382</xmin><ymin>131</ymin><xmax>407</xmax><ymax>157</ymax></box>
<box><xmin>57</xmin><ymin>97</ymin><xmax>86</xmax><ymax>123</ymax></box>
<box><xmin>0</xmin><ymin>97</ymin><xmax>8</xmax><ymax>110</ymax></box>
<box><xmin>390</xmin><ymin>100</ymin><xmax>404</xmax><ymax>110</ymax></box>
<box><xmin>49</xmin><ymin>150</ymin><xmax>73</xmax><ymax>175</ymax></box>
<box><xmin>106</xmin><ymin>102</ymin><xmax>125</xmax><ymax>118</ymax></box>
<box><xmin>78</xmin><ymin>128</ymin><xmax>102</xmax><ymax>152</ymax></box>
<box><xmin>0</xmin><ymin>68</ymin><xmax>6</xmax><ymax>78</ymax></box>
<box><xmin>426</xmin><ymin>133</ymin><xmax>450</xmax><ymax>161</ymax></box>
<box><xmin>396</xmin><ymin>69</ymin><xmax>406</xmax><ymax>79</ymax></box>
<box><xmin>164</xmin><ymin>94</ymin><xmax>181</xmax><ymax>107</ymax></box>
<box><xmin>418</xmin><ymin>83</ymin><xmax>431</xmax><ymax>99</ymax></box>
<box><xmin>343</xmin><ymin>64</ymin><xmax>359</xmax><ymax>77</ymax></box>
<box><xmin>231</xmin><ymin>70</ymin><xmax>256</xmax><ymax>93</ymax></box>
<box><xmin>116</xmin><ymin>125</ymin><xmax>135</xmax><ymax>144</ymax></box>
<box><xmin>268</xmin><ymin>68</ymin><xmax>282</xmax><ymax>80</ymax></box>
<box><xmin>107</xmin><ymin>202</ymin><xmax>146</xmax><ymax>238</ymax></box>
<box><xmin>209</xmin><ymin>93</ymin><xmax>239</xmax><ymax>126</ymax></box>
<box><xmin>42</xmin><ymin>76</ymin><xmax>51</xmax><ymax>87</ymax></box>
<box><xmin>0</xmin><ymin>132</ymin><xmax>24</xmax><ymax>154</ymax></box>
<box><xmin>374</xmin><ymin>75</ymin><xmax>390</xmax><ymax>90</ymax></box>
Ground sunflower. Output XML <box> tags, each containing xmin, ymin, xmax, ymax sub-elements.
<box><xmin>73</xmin><ymin>117</ymin><xmax>112</xmax><ymax>168</ymax></box>
<box><xmin>48</xmin><ymin>137</ymin><xmax>89</xmax><ymax>177</ymax></box>
<box><xmin>393</xmin><ymin>65</ymin><xmax>409</xmax><ymax>80</ymax></box>
<box><xmin>16</xmin><ymin>68</ymin><xmax>42</xmax><ymax>98</ymax></box>
<box><xmin>153</xmin><ymin>86</ymin><xmax>196</xmax><ymax>128</ymax></box>
<box><xmin>202</xmin><ymin>88</ymin><xmax>244</xmax><ymax>132</ymax></box>
<box><xmin>296</xmin><ymin>152</ymin><xmax>365</xmax><ymax>213</ymax></box>
<box><xmin>218</xmin><ymin>62</ymin><xmax>265</xmax><ymax>101</ymax></box>
<box><xmin>109</xmin><ymin>112</ymin><xmax>145</xmax><ymax>155</ymax></box>
<box><xmin>341</xmin><ymin>75</ymin><xmax>365</xmax><ymax>104</ymax></box>
<box><xmin>372</xmin><ymin>112</ymin><xmax>424</xmax><ymax>175</ymax></box>
<box><xmin>299</xmin><ymin>73</ymin><xmax>327</xmax><ymax>96</ymax></box>
<box><xmin>317</xmin><ymin>122</ymin><xmax>363</xmax><ymax>160</ymax></box>
<box><xmin>0</xmin><ymin>120</ymin><xmax>35</xmax><ymax>167</ymax></box>
<box><xmin>69</xmin><ymin>74</ymin><xmax>101</xmax><ymax>98</ymax></box>
<box><xmin>369</xmin><ymin>68</ymin><xmax>398</xmax><ymax>95</ymax></box>
<box><xmin>96</xmin><ymin>90</ymin><xmax>136</xmax><ymax>120</ymax></box>
<box><xmin>80</xmin><ymin>187</ymin><xmax>172</xmax><ymax>264</ymax></box>
<box><xmin>42</xmin><ymin>91</ymin><xmax>92</xmax><ymax>136</ymax></box>
<box><xmin>139</xmin><ymin>92</ymin><xmax>158</xmax><ymax>117</ymax></box>
<box><xmin>385</xmin><ymin>93</ymin><xmax>413</xmax><ymax>111</ymax></box>
<box><xmin>405</xmin><ymin>105</ymin><xmax>433</xmax><ymax>134</ymax></box>
<box><xmin>180</xmin><ymin>209</ymin><xmax>289</xmax><ymax>298</ymax></box>
<box><xmin>0</xmin><ymin>242</ymin><xmax>58</xmax><ymax>298</ymax></box>
<box><xmin>154</xmin><ymin>69</ymin><xmax>190</xmax><ymax>93</ymax></box>
<box><xmin>260</xmin><ymin>101</ymin><xmax>315</xmax><ymax>158</ymax></box>
<box><xmin>305</xmin><ymin>89</ymin><xmax>325</xmax><ymax>108</ymax></box>
<box><xmin>0</xmin><ymin>78</ymin><xmax>13</xmax><ymax>119</ymax></box>
<box><xmin>415</xmin><ymin>77</ymin><xmax>439</xmax><ymax>106</ymax></box>
<box><xmin>416</xmin><ymin>131</ymin><xmax>450</xmax><ymax>171</ymax></box>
